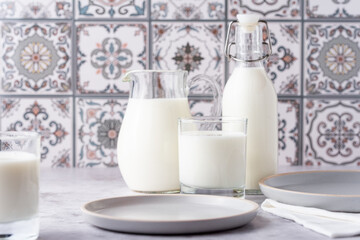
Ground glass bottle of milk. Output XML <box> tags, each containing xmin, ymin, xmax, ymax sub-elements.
<box><xmin>223</xmin><ymin>14</ymin><xmax>277</xmax><ymax>194</ymax></box>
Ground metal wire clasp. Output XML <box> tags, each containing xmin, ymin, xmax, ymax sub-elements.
<box><xmin>224</xmin><ymin>19</ymin><xmax>273</xmax><ymax>63</ymax></box>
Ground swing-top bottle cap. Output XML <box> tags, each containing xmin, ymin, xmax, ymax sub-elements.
<box><xmin>236</xmin><ymin>14</ymin><xmax>259</xmax><ymax>32</ymax></box>
<box><xmin>224</xmin><ymin>14</ymin><xmax>272</xmax><ymax>62</ymax></box>
<box><xmin>236</xmin><ymin>14</ymin><xmax>259</xmax><ymax>24</ymax></box>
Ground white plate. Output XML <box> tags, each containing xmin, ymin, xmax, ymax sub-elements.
<box><xmin>259</xmin><ymin>171</ymin><xmax>360</xmax><ymax>212</ymax></box>
<box><xmin>81</xmin><ymin>194</ymin><xmax>258</xmax><ymax>234</ymax></box>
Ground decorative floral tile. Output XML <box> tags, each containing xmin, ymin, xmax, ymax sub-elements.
<box><xmin>305</xmin><ymin>23</ymin><xmax>360</xmax><ymax>95</ymax></box>
<box><xmin>76</xmin><ymin>98</ymin><xmax>127</xmax><ymax>168</ymax></box>
<box><xmin>0</xmin><ymin>97</ymin><xmax>73</xmax><ymax>168</ymax></box>
<box><xmin>304</xmin><ymin>99</ymin><xmax>360</xmax><ymax>166</ymax></box>
<box><xmin>152</xmin><ymin>22</ymin><xmax>224</xmax><ymax>96</ymax></box>
<box><xmin>0</xmin><ymin>0</ymin><xmax>72</xmax><ymax>19</ymax></box>
<box><xmin>228</xmin><ymin>0</ymin><xmax>300</xmax><ymax>20</ymax></box>
<box><xmin>266</xmin><ymin>23</ymin><xmax>301</xmax><ymax>95</ymax></box>
<box><xmin>228</xmin><ymin>22</ymin><xmax>301</xmax><ymax>95</ymax></box>
<box><xmin>305</xmin><ymin>0</ymin><xmax>360</xmax><ymax>18</ymax></box>
<box><xmin>278</xmin><ymin>99</ymin><xmax>300</xmax><ymax>166</ymax></box>
<box><xmin>76</xmin><ymin>0</ymin><xmax>147</xmax><ymax>19</ymax></box>
<box><xmin>77</xmin><ymin>23</ymin><xmax>147</xmax><ymax>94</ymax></box>
<box><xmin>0</xmin><ymin>22</ymin><xmax>72</xmax><ymax>94</ymax></box>
<box><xmin>151</xmin><ymin>0</ymin><xmax>225</xmax><ymax>20</ymax></box>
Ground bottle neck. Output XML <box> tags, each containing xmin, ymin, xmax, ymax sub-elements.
<box><xmin>234</xmin><ymin>23</ymin><xmax>263</xmax><ymax>68</ymax></box>
<box><xmin>235</xmin><ymin>60</ymin><xmax>264</xmax><ymax>68</ymax></box>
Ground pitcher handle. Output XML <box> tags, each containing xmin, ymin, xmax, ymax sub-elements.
<box><xmin>187</xmin><ymin>75</ymin><xmax>222</xmax><ymax>117</ymax></box>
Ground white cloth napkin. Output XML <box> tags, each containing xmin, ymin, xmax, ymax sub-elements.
<box><xmin>261</xmin><ymin>199</ymin><xmax>360</xmax><ymax>238</ymax></box>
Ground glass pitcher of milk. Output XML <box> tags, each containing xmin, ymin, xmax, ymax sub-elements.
<box><xmin>223</xmin><ymin>14</ymin><xmax>277</xmax><ymax>194</ymax></box>
<box><xmin>117</xmin><ymin>70</ymin><xmax>220</xmax><ymax>193</ymax></box>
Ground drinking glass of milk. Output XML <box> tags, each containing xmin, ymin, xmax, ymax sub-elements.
<box><xmin>178</xmin><ymin>117</ymin><xmax>247</xmax><ymax>198</ymax></box>
<box><xmin>0</xmin><ymin>132</ymin><xmax>40</xmax><ymax>240</ymax></box>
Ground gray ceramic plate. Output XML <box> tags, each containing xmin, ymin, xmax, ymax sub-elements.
<box><xmin>259</xmin><ymin>171</ymin><xmax>360</xmax><ymax>212</ymax></box>
<box><xmin>81</xmin><ymin>194</ymin><xmax>258</xmax><ymax>234</ymax></box>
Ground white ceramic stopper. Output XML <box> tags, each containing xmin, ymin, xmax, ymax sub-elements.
<box><xmin>236</xmin><ymin>14</ymin><xmax>259</xmax><ymax>32</ymax></box>
<box><xmin>236</xmin><ymin>14</ymin><xmax>259</xmax><ymax>24</ymax></box>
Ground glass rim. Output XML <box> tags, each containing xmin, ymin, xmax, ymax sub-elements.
<box><xmin>0</xmin><ymin>131</ymin><xmax>40</xmax><ymax>139</ymax></box>
<box><xmin>179</xmin><ymin>116</ymin><xmax>247</xmax><ymax>124</ymax></box>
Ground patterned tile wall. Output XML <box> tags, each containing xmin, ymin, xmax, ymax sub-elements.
<box><xmin>0</xmin><ymin>0</ymin><xmax>359</xmax><ymax>169</ymax></box>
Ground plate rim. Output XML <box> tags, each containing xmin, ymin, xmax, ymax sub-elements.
<box><xmin>81</xmin><ymin>194</ymin><xmax>259</xmax><ymax>223</ymax></box>
<box><xmin>259</xmin><ymin>170</ymin><xmax>360</xmax><ymax>197</ymax></box>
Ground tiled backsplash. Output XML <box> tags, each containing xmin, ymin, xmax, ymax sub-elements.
<box><xmin>0</xmin><ymin>0</ymin><xmax>359</xmax><ymax>168</ymax></box>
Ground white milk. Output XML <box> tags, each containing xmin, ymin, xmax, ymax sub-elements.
<box><xmin>0</xmin><ymin>151</ymin><xmax>39</xmax><ymax>223</ymax></box>
<box><xmin>179</xmin><ymin>131</ymin><xmax>247</xmax><ymax>189</ymax></box>
<box><xmin>223</xmin><ymin>67</ymin><xmax>277</xmax><ymax>190</ymax></box>
<box><xmin>117</xmin><ymin>98</ymin><xmax>191</xmax><ymax>192</ymax></box>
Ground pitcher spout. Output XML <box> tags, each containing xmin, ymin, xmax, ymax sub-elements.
<box><xmin>121</xmin><ymin>70</ymin><xmax>140</xmax><ymax>82</ymax></box>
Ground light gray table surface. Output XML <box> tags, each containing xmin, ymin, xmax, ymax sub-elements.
<box><xmin>39</xmin><ymin>168</ymin><xmax>360</xmax><ymax>240</ymax></box>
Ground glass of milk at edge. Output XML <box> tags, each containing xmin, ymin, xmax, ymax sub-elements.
<box><xmin>0</xmin><ymin>132</ymin><xmax>40</xmax><ymax>240</ymax></box>
<box><xmin>178</xmin><ymin>117</ymin><xmax>247</xmax><ymax>198</ymax></box>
